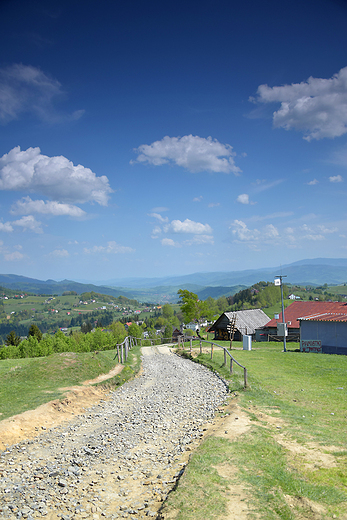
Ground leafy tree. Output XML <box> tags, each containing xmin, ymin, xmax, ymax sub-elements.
<box><xmin>177</xmin><ymin>289</ymin><xmax>203</xmax><ymax>323</ymax></box>
<box><xmin>6</xmin><ymin>330</ymin><xmax>21</xmax><ymax>346</ymax></box>
<box><xmin>81</xmin><ymin>321</ymin><xmax>93</xmax><ymax>333</ymax></box>
<box><xmin>162</xmin><ymin>303</ymin><xmax>174</xmax><ymax>320</ymax></box>
<box><xmin>28</xmin><ymin>323</ymin><xmax>43</xmax><ymax>342</ymax></box>
<box><xmin>163</xmin><ymin>324</ymin><xmax>173</xmax><ymax>340</ymax></box>
<box><xmin>109</xmin><ymin>321</ymin><xmax>127</xmax><ymax>344</ymax></box>
<box><xmin>128</xmin><ymin>323</ymin><xmax>142</xmax><ymax>338</ymax></box>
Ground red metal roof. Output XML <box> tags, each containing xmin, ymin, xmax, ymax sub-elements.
<box><xmin>265</xmin><ymin>301</ymin><xmax>347</xmax><ymax>328</ymax></box>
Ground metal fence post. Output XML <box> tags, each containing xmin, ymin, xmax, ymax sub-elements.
<box><xmin>244</xmin><ymin>368</ymin><xmax>248</xmax><ymax>387</ymax></box>
<box><xmin>224</xmin><ymin>348</ymin><xmax>226</xmax><ymax>366</ymax></box>
<box><xmin>200</xmin><ymin>340</ymin><xmax>202</xmax><ymax>354</ymax></box>
<box><xmin>190</xmin><ymin>338</ymin><xmax>192</xmax><ymax>353</ymax></box>
<box><xmin>230</xmin><ymin>357</ymin><xmax>233</xmax><ymax>374</ymax></box>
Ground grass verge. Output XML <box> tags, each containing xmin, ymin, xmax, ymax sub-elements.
<box><xmin>162</xmin><ymin>344</ymin><xmax>347</xmax><ymax>519</ymax></box>
<box><xmin>0</xmin><ymin>343</ymin><xmax>142</xmax><ymax>421</ymax></box>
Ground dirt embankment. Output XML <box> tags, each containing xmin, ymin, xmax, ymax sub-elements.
<box><xmin>0</xmin><ymin>364</ymin><xmax>123</xmax><ymax>450</ymax></box>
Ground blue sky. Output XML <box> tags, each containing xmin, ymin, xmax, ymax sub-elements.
<box><xmin>1</xmin><ymin>0</ymin><xmax>347</xmax><ymax>283</ymax></box>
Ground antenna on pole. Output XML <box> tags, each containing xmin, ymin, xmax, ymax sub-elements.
<box><xmin>274</xmin><ymin>274</ymin><xmax>287</xmax><ymax>352</ymax></box>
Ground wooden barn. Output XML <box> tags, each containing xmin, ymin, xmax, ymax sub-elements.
<box><xmin>208</xmin><ymin>309</ymin><xmax>270</xmax><ymax>341</ymax></box>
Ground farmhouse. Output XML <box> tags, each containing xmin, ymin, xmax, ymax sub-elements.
<box><xmin>208</xmin><ymin>309</ymin><xmax>270</xmax><ymax>341</ymax></box>
<box><xmin>299</xmin><ymin>305</ymin><xmax>347</xmax><ymax>355</ymax></box>
<box><xmin>261</xmin><ymin>301</ymin><xmax>347</xmax><ymax>346</ymax></box>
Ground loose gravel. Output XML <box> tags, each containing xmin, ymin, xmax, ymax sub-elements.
<box><xmin>0</xmin><ymin>346</ymin><xmax>228</xmax><ymax>520</ymax></box>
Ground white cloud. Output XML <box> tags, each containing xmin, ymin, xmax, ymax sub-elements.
<box><xmin>11</xmin><ymin>196</ymin><xmax>86</xmax><ymax>217</ymax></box>
<box><xmin>0</xmin><ymin>63</ymin><xmax>84</xmax><ymax>124</ymax></box>
<box><xmin>304</xmin><ymin>234</ymin><xmax>325</xmax><ymax>241</ymax></box>
<box><xmin>83</xmin><ymin>241</ymin><xmax>135</xmax><ymax>254</ymax></box>
<box><xmin>208</xmin><ymin>202</ymin><xmax>220</xmax><ymax>208</ymax></box>
<box><xmin>253</xmin><ymin>66</ymin><xmax>347</xmax><ymax>140</ymax></box>
<box><xmin>12</xmin><ymin>215</ymin><xmax>43</xmax><ymax>233</ymax></box>
<box><xmin>0</xmin><ymin>222</ymin><xmax>14</xmax><ymax>232</ymax></box>
<box><xmin>231</xmin><ymin>220</ymin><xmax>279</xmax><ymax>242</ymax></box>
<box><xmin>264</xmin><ymin>224</ymin><xmax>279</xmax><ymax>238</ymax></box>
<box><xmin>329</xmin><ymin>175</ymin><xmax>343</xmax><ymax>183</ymax></box>
<box><xmin>193</xmin><ymin>196</ymin><xmax>203</xmax><ymax>202</ymax></box>
<box><xmin>167</xmin><ymin>219</ymin><xmax>213</xmax><ymax>235</ymax></box>
<box><xmin>237</xmin><ymin>193</ymin><xmax>249</xmax><ymax>204</ymax></box>
<box><xmin>132</xmin><ymin>135</ymin><xmax>241</xmax><ymax>174</ymax></box>
<box><xmin>161</xmin><ymin>238</ymin><xmax>181</xmax><ymax>247</ymax></box>
<box><xmin>307</xmin><ymin>179</ymin><xmax>319</xmax><ymax>185</ymax></box>
<box><xmin>185</xmin><ymin>234</ymin><xmax>214</xmax><ymax>245</ymax></box>
<box><xmin>4</xmin><ymin>251</ymin><xmax>24</xmax><ymax>261</ymax></box>
<box><xmin>151</xmin><ymin>226</ymin><xmax>162</xmax><ymax>238</ymax></box>
<box><xmin>0</xmin><ymin>146</ymin><xmax>112</xmax><ymax>205</ymax></box>
<box><xmin>231</xmin><ymin>220</ymin><xmax>260</xmax><ymax>241</ymax></box>
<box><xmin>149</xmin><ymin>212</ymin><xmax>169</xmax><ymax>223</ymax></box>
<box><xmin>49</xmin><ymin>249</ymin><xmax>69</xmax><ymax>258</ymax></box>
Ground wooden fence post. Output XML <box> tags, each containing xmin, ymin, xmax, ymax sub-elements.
<box><xmin>121</xmin><ymin>344</ymin><xmax>124</xmax><ymax>364</ymax></box>
<box><xmin>244</xmin><ymin>368</ymin><xmax>248</xmax><ymax>387</ymax></box>
<box><xmin>200</xmin><ymin>340</ymin><xmax>202</xmax><ymax>354</ymax></box>
<box><xmin>190</xmin><ymin>338</ymin><xmax>192</xmax><ymax>353</ymax></box>
<box><xmin>211</xmin><ymin>343</ymin><xmax>214</xmax><ymax>360</ymax></box>
<box><xmin>230</xmin><ymin>358</ymin><xmax>233</xmax><ymax>374</ymax></box>
<box><xmin>117</xmin><ymin>345</ymin><xmax>120</xmax><ymax>363</ymax></box>
<box><xmin>224</xmin><ymin>349</ymin><xmax>226</xmax><ymax>366</ymax></box>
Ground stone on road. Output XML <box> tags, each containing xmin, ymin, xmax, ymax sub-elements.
<box><xmin>0</xmin><ymin>346</ymin><xmax>228</xmax><ymax>519</ymax></box>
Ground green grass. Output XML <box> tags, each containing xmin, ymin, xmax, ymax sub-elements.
<box><xmin>162</xmin><ymin>437</ymin><xmax>234</xmax><ymax>520</ymax></box>
<box><xmin>0</xmin><ymin>343</ymin><xmax>142</xmax><ymax>421</ymax></box>
<box><xmin>167</xmin><ymin>342</ymin><xmax>347</xmax><ymax>519</ymax></box>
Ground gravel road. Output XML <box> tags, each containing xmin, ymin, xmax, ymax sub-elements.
<box><xmin>0</xmin><ymin>346</ymin><xmax>228</xmax><ymax>520</ymax></box>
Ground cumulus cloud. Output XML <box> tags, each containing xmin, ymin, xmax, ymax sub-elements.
<box><xmin>152</xmin><ymin>216</ymin><xmax>214</xmax><ymax>246</ymax></box>
<box><xmin>252</xmin><ymin>66</ymin><xmax>347</xmax><ymax>140</ymax></box>
<box><xmin>4</xmin><ymin>251</ymin><xmax>24</xmax><ymax>261</ymax></box>
<box><xmin>208</xmin><ymin>202</ymin><xmax>220</xmax><ymax>208</ymax></box>
<box><xmin>0</xmin><ymin>146</ymin><xmax>112</xmax><ymax>205</ymax></box>
<box><xmin>11</xmin><ymin>196</ymin><xmax>86</xmax><ymax>217</ymax></box>
<box><xmin>307</xmin><ymin>179</ymin><xmax>319</xmax><ymax>185</ymax></box>
<box><xmin>132</xmin><ymin>135</ymin><xmax>241</xmax><ymax>174</ymax></box>
<box><xmin>231</xmin><ymin>220</ymin><xmax>279</xmax><ymax>242</ymax></box>
<box><xmin>237</xmin><ymin>194</ymin><xmax>249</xmax><ymax>204</ymax></box>
<box><xmin>49</xmin><ymin>249</ymin><xmax>69</xmax><ymax>258</ymax></box>
<box><xmin>166</xmin><ymin>219</ymin><xmax>213</xmax><ymax>235</ymax></box>
<box><xmin>0</xmin><ymin>222</ymin><xmax>14</xmax><ymax>232</ymax></box>
<box><xmin>161</xmin><ymin>238</ymin><xmax>181</xmax><ymax>247</ymax></box>
<box><xmin>83</xmin><ymin>241</ymin><xmax>135</xmax><ymax>254</ymax></box>
<box><xmin>0</xmin><ymin>63</ymin><xmax>84</xmax><ymax>124</ymax></box>
<box><xmin>329</xmin><ymin>174</ymin><xmax>343</xmax><ymax>183</ymax></box>
<box><xmin>12</xmin><ymin>215</ymin><xmax>43</xmax><ymax>233</ymax></box>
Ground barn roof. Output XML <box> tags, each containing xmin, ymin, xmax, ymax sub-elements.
<box><xmin>265</xmin><ymin>301</ymin><xmax>347</xmax><ymax>328</ymax></box>
<box><xmin>209</xmin><ymin>308</ymin><xmax>270</xmax><ymax>335</ymax></box>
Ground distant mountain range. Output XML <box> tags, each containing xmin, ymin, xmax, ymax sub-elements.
<box><xmin>1</xmin><ymin>258</ymin><xmax>347</xmax><ymax>302</ymax></box>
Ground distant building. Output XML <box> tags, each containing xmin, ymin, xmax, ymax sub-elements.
<box><xmin>299</xmin><ymin>305</ymin><xmax>347</xmax><ymax>355</ymax></box>
<box><xmin>208</xmin><ymin>309</ymin><xmax>270</xmax><ymax>341</ymax></box>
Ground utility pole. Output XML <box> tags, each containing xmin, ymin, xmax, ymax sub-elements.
<box><xmin>275</xmin><ymin>275</ymin><xmax>287</xmax><ymax>352</ymax></box>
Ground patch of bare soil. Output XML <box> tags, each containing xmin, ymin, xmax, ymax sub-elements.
<box><xmin>0</xmin><ymin>364</ymin><xmax>123</xmax><ymax>451</ymax></box>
